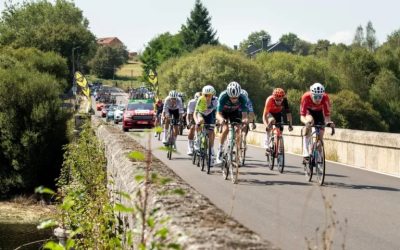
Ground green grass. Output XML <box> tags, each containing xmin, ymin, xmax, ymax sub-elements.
<box><xmin>116</xmin><ymin>60</ymin><xmax>143</xmax><ymax>79</ymax></box>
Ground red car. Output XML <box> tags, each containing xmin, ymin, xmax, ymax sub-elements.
<box><xmin>122</xmin><ymin>100</ymin><xmax>155</xmax><ymax>132</ymax></box>
<box><xmin>96</xmin><ymin>102</ymin><xmax>104</xmax><ymax>111</ymax></box>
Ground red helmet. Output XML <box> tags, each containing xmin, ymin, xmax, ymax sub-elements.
<box><xmin>273</xmin><ymin>88</ymin><xmax>285</xmax><ymax>99</ymax></box>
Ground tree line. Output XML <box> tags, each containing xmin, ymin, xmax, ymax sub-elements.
<box><xmin>140</xmin><ymin>1</ymin><xmax>400</xmax><ymax>133</ymax></box>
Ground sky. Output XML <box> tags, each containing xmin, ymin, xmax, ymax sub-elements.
<box><xmin>1</xmin><ymin>0</ymin><xmax>400</xmax><ymax>52</ymax></box>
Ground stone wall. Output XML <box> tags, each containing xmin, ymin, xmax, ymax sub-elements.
<box><xmin>246</xmin><ymin>124</ymin><xmax>400</xmax><ymax>177</ymax></box>
<box><xmin>92</xmin><ymin>116</ymin><xmax>278</xmax><ymax>249</ymax></box>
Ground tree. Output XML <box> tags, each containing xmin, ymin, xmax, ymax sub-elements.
<box><xmin>0</xmin><ymin>0</ymin><xmax>97</xmax><ymax>77</ymax></box>
<box><xmin>279</xmin><ymin>33</ymin><xmax>300</xmax><ymax>51</ymax></box>
<box><xmin>353</xmin><ymin>25</ymin><xmax>365</xmax><ymax>46</ymax></box>
<box><xmin>88</xmin><ymin>45</ymin><xmax>128</xmax><ymax>79</ymax></box>
<box><xmin>180</xmin><ymin>0</ymin><xmax>218</xmax><ymax>51</ymax></box>
<box><xmin>239</xmin><ymin>30</ymin><xmax>271</xmax><ymax>52</ymax></box>
<box><xmin>365</xmin><ymin>21</ymin><xmax>378</xmax><ymax>51</ymax></box>
<box><xmin>311</xmin><ymin>39</ymin><xmax>331</xmax><ymax>56</ymax></box>
<box><xmin>0</xmin><ymin>47</ymin><xmax>69</xmax><ymax>194</ymax></box>
<box><xmin>140</xmin><ymin>32</ymin><xmax>186</xmax><ymax>76</ymax></box>
<box><xmin>331</xmin><ymin>90</ymin><xmax>388</xmax><ymax>131</ymax></box>
<box><xmin>369</xmin><ymin>69</ymin><xmax>400</xmax><ymax>132</ymax></box>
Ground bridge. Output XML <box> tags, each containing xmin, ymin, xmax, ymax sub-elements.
<box><xmin>89</xmin><ymin>87</ymin><xmax>400</xmax><ymax>250</ymax></box>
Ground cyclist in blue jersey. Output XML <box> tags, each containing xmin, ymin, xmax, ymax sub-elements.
<box><xmin>216</xmin><ymin>81</ymin><xmax>248</xmax><ymax>164</ymax></box>
<box><xmin>240</xmin><ymin>89</ymin><xmax>256</xmax><ymax>133</ymax></box>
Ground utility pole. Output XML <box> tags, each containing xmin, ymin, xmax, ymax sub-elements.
<box><xmin>72</xmin><ymin>46</ymin><xmax>80</xmax><ymax>96</ymax></box>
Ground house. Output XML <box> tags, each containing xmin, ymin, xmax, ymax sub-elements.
<box><xmin>97</xmin><ymin>37</ymin><xmax>124</xmax><ymax>47</ymax></box>
<box><xmin>247</xmin><ymin>40</ymin><xmax>291</xmax><ymax>58</ymax></box>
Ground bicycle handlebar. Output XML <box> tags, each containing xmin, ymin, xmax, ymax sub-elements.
<box><xmin>312</xmin><ymin>122</ymin><xmax>335</xmax><ymax>136</ymax></box>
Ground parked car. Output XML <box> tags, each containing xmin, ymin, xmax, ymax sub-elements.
<box><xmin>114</xmin><ymin>105</ymin><xmax>125</xmax><ymax>124</ymax></box>
<box><xmin>122</xmin><ymin>99</ymin><xmax>155</xmax><ymax>132</ymax></box>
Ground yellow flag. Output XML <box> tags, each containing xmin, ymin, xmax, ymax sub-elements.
<box><xmin>82</xmin><ymin>86</ymin><xmax>90</xmax><ymax>97</ymax></box>
<box><xmin>74</xmin><ymin>71</ymin><xmax>87</xmax><ymax>88</ymax></box>
<box><xmin>148</xmin><ymin>69</ymin><xmax>158</xmax><ymax>85</ymax></box>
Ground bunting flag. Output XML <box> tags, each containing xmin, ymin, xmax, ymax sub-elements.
<box><xmin>148</xmin><ymin>69</ymin><xmax>158</xmax><ymax>85</ymax></box>
<box><xmin>74</xmin><ymin>71</ymin><xmax>91</xmax><ymax>111</ymax></box>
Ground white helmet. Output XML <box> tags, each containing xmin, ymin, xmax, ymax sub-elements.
<box><xmin>241</xmin><ymin>89</ymin><xmax>248</xmax><ymax>97</ymax></box>
<box><xmin>202</xmin><ymin>85</ymin><xmax>216</xmax><ymax>95</ymax></box>
<box><xmin>194</xmin><ymin>92</ymin><xmax>201</xmax><ymax>100</ymax></box>
<box><xmin>226</xmin><ymin>81</ymin><xmax>241</xmax><ymax>97</ymax></box>
<box><xmin>310</xmin><ymin>83</ymin><xmax>325</xmax><ymax>95</ymax></box>
<box><xmin>169</xmin><ymin>90</ymin><xmax>179</xmax><ymax>98</ymax></box>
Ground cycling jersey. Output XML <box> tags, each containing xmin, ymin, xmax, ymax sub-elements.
<box><xmin>154</xmin><ymin>102</ymin><xmax>164</xmax><ymax>114</ymax></box>
<box><xmin>242</xmin><ymin>97</ymin><xmax>254</xmax><ymax>113</ymax></box>
<box><xmin>195</xmin><ymin>96</ymin><xmax>218</xmax><ymax>116</ymax></box>
<box><xmin>263</xmin><ymin>96</ymin><xmax>291</xmax><ymax>115</ymax></box>
<box><xmin>163</xmin><ymin>96</ymin><xmax>184</xmax><ymax>114</ymax></box>
<box><xmin>300</xmin><ymin>92</ymin><xmax>331</xmax><ymax>116</ymax></box>
<box><xmin>217</xmin><ymin>91</ymin><xmax>248</xmax><ymax>113</ymax></box>
<box><xmin>187</xmin><ymin>98</ymin><xmax>197</xmax><ymax>115</ymax></box>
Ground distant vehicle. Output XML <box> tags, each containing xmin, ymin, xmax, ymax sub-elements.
<box><xmin>106</xmin><ymin>105</ymin><xmax>118</xmax><ymax>122</ymax></box>
<box><xmin>114</xmin><ymin>105</ymin><xmax>125</xmax><ymax>124</ymax></box>
<box><xmin>122</xmin><ymin>99</ymin><xmax>155</xmax><ymax>132</ymax></box>
<box><xmin>101</xmin><ymin>104</ymin><xmax>111</xmax><ymax>117</ymax></box>
<box><xmin>96</xmin><ymin>102</ymin><xmax>104</xmax><ymax>111</ymax></box>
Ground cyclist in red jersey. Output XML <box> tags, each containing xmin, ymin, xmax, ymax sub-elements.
<box><xmin>262</xmin><ymin>88</ymin><xmax>293</xmax><ymax>153</ymax></box>
<box><xmin>300</xmin><ymin>82</ymin><xmax>335</xmax><ymax>163</ymax></box>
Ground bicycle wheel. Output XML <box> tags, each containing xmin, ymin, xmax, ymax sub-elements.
<box><xmin>315</xmin><ymin>141</ymin><xmax>326</xmax><ymax>185</ymax></box>
<box><xmin>230</xmin><ymin>147</ymin><xmax>239</xmax><ymax>184</ymax></box>
<box><xmin>206</xmin><ymin>136</ymin><xmax>212</xmax><ymax>174</ymax></box>
<box><xmin>268</xmin><ymin>142</ymin><xmax>276</xmax><ymax>170</ymax></box>
<box><xmin>240</xmin><ymin>134</ymin><xmax>246</xmax><ymax>166</ymax></box>
<box><xmin>192</xmin><ymin>148</ymin><xmax>197</xmax><ymax>165</ymax></box>
<box><xmin>167</xmin><ymin>146</ymin><xmax>172</xmax><ymax>160</ymax></box>
<box><xmin>277</xmin><ymin>136</ymin><xmax>285</xmax><ymax>173</ymax></box>
<box><xmin>221</xmin><ymin>153</ymin><xmax>229</xmax><ymax>180</ymax></box>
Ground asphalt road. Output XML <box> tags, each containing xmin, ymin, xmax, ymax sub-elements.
<box><xmin>99</xmin><ymin>90</ymin><xmax>400</xmax><ymax>250</ymax></box>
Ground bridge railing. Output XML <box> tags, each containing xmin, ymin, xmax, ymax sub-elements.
<box><xmin>245</xmin><ymin>124</ymin><xmax>400</xmax><ymax>177</ymax></box>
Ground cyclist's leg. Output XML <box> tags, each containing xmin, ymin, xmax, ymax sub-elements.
<box><xmin>163</xmin><ymin>111</ymin><xmax>170</xmax><ymax>143</ymax></box>
<box><xmin>302</xmin><ymin>113</ymin><xmax>316</xmax><ymax>163</ymax></box>
<box><xmin>217</xmin><ymin>112</ymin><xmax>229</xmax><ymax>163</ymax></box>
<box><xmin>171</xmin><ymin>109</ymin><xmax>180</xmax><ymax>140</ymax></box>
<box><xmin>313</xmin><ymin>110</ymin><xmax>325</xmax><ymax>150</ymax></box>
<box><xmin>187</xmin><ymin>113</ymin><xmax>195</xmax><ymax>155</ymax></box>
<box><xmin>231</xmin><ymin>110</ymin><xmax>243</xmax><ymax>153</ymax></box>
<box><xmin>264</xmin><ymin>113</ymin><xmax>276</xmax><ymax>150</ymax></box>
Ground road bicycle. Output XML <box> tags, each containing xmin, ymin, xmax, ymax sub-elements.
<box><xmin>155</xmin><ymin>113</ymin><xmax>162</xmax><ymax>141</ymax></box>
<box><xmin>165</xmin><ymin>118</ymin><xmax>180</xmax><ymax>160</ymax></box>
<box><xmin>239</xmin><ymin>122</ymin><xmax>256</xmax><ymax>166</ymax></box>
<box><xmin>192</xmin><ymin>123</ymin><xmax>214</xmax><ymax>174</ymax></box>
<box><xmin>220</xmin><ymin>122</ymin><xmax>241</xmax><ymax>184</ymax></box>
<box><xmin>265</xmin><ymin>122</ymin><xmax>287</xmax><ymax>173</ymax></box>
<box><xmin>302</xmin><ymin>123</ymin><xmax>335</xmax><ymax>185</ymax></box>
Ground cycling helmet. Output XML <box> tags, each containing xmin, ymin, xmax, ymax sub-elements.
<box><xmin>202</xmin><ymin>85</ymin><xmax>216</xmax><ymax>95</ymax></box>
<box><xmin>272</xmin><ymin>88</ymin><xmax>285</xmax><ymax>99</ymax></box>
<box><xmin>226</xmin><ymin>81</ymin><xmax>241</xmax><ymax>97</ymax></box>
<box><xmin>310</xmin><ymin>83</ymin><xmax>325</xmax><ymax>95</ymax></box>
<box><xmin>241</xmin><ymin>89</ymin><xmax>248</xmax><ymax>97</ymax></box>
<box><xmin>169</xmin><ymin>90</ymin><xmax>179</xmax><ymax>98</ymax></box>
<box><xmin>194</xmin><ymin>92</ymin><xmax>202</xmax><ymax>100</ymax></box>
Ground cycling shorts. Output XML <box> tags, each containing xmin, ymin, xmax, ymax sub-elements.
<box><xmin>221</xmin><ymin>110</ymin><xmax>242</xmax><ymax>124</ymax></box>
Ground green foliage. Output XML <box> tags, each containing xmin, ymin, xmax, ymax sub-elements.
<box><xmin>0</xmin><ymin>0</ymin><xmax>97</xmax><ymax>72</ymax></box>
<box><xmin>239</xmin><ymin>30</ymin><xmax>271</xmax><ymax>52</ymax></box>
<box><xmin>286</xmin><ymin>89</ymin><xmax>303</xmax><ymax>125</ymax></box>
<box><xmin>158</xmin><ymin>45</ymin><xmax>265</xmax><ymax>115</ymax></box>
<box><xmin>331</xmin><ymin>90</ymin><xmax>388</xmax><ymax>131</ymax></box>
<box><xmin>279</xmin><ymin>33</ymin><xmax>311</xmax><ymax>55</ymax></box>
<box><xmin>180</xmin><ymin>0</ymin><xmax>218</xmax><ymax>51</ymax></box>
<box><xmin>0</xmin><ymin>47</ymin><xmax>69</xmax><ymax>195</ymax></box>
<box><xmin>88</xmin><ymin>45</ymin><xmax>129</xmax><ymax>79</ymax></box>
<box><xmin>369</xmin><ymin>69</ymin><xmax>400</xmax><ymax>132</ymax></box>
<box><xmin>140</xmin><ymin>32</ymin><xmax>186</xmax><ymax>76</ymax></box>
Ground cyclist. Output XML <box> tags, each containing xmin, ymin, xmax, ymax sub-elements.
<box><xmin>216</xmin><ymin>81</ymin><xmax>248</xmax><ymax>164</ymax></box>
<box><xmin>186</xmin><ymin>92</ymin><xmax>202</xmax><ymax>155</ymax></box>
<box><xmin>162</xmin><ymin>90</ymin><xmax>184</xmax><ymax>144</ymax></box>
<box><xmin>154</xmin><ymin>98</ymin><xmax>164</xmax><ymax>137</ymax></box>
<box><xmin>300</xmin><ymin>82</ymin><xmax>335</xmax><ymax>163</ymax></box>
<box><xmin>263</xmin><ymin>88</ymin><xmax>293</xmax><ymax>154</ymax></box>
<box><xmin>194</xmin><ymin>85</ymin><xmax>218</xmax><ymax>165</ymax></box>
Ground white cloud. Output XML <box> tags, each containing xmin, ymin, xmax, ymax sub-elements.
<box><xmin>328</xmin><ymin>31</ymin><xmax>353</xmax><ymax>45</ymax></box>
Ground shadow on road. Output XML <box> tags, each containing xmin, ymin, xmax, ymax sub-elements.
<box><xmin>325</xmin><ymin>182</ymin><xmax>400</xmax><ymax>191</ymax></box>
<box><xmin>239</xmin><ymin>179</ymin><xmax>313</xmax><ymax>186</ymax></box>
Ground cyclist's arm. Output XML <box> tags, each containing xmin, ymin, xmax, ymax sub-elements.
<box><xmin>283</xmin><ymin>98</ymin><xmax>293</xmax><ymax>127</ymax></box>
<box><xmin>216</xmin><ymin>112</ymin><xmax>225</xmax><ymax>124</ymax></box>
<box><xmin>262</xmin><ymin>98</ymin><xmax>271</xmax><ymax>126</ymax></box>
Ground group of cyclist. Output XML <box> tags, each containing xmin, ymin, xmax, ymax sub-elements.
<box><xmin>155</xmin><ymin>81</ymin><xmax>335</xmax><ymax>166</ymax></box>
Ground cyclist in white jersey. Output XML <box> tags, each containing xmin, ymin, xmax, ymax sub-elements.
<box><xmin>162</xmin><ymin>90</ymin><xmax>184</xmax><ymax>144</ymax></box>
<box><xmin>186</xmin><ymin>92</ymin><xmax>201</xmax><ymax>155</ymax></box>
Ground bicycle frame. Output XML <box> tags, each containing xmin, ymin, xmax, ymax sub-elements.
<box><xmin>166</xmin><ymin>119</ymin><xmax>179</xmax><ymax>160</ymax></box>
<box><xmin>221</xmin><ymin>122</ymin><xmax>241</xmax><ymax>184</ymax></box>
<box><xmin>266</xmin><ymin>123</ymin><xmax>286</xmax><ymax>173</ymax></box>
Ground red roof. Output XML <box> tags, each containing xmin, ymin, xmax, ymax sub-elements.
<box><xmin>97</xmin><ymin>37</ymin><xmax>123</xmax><ymax>46</ymax></box>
